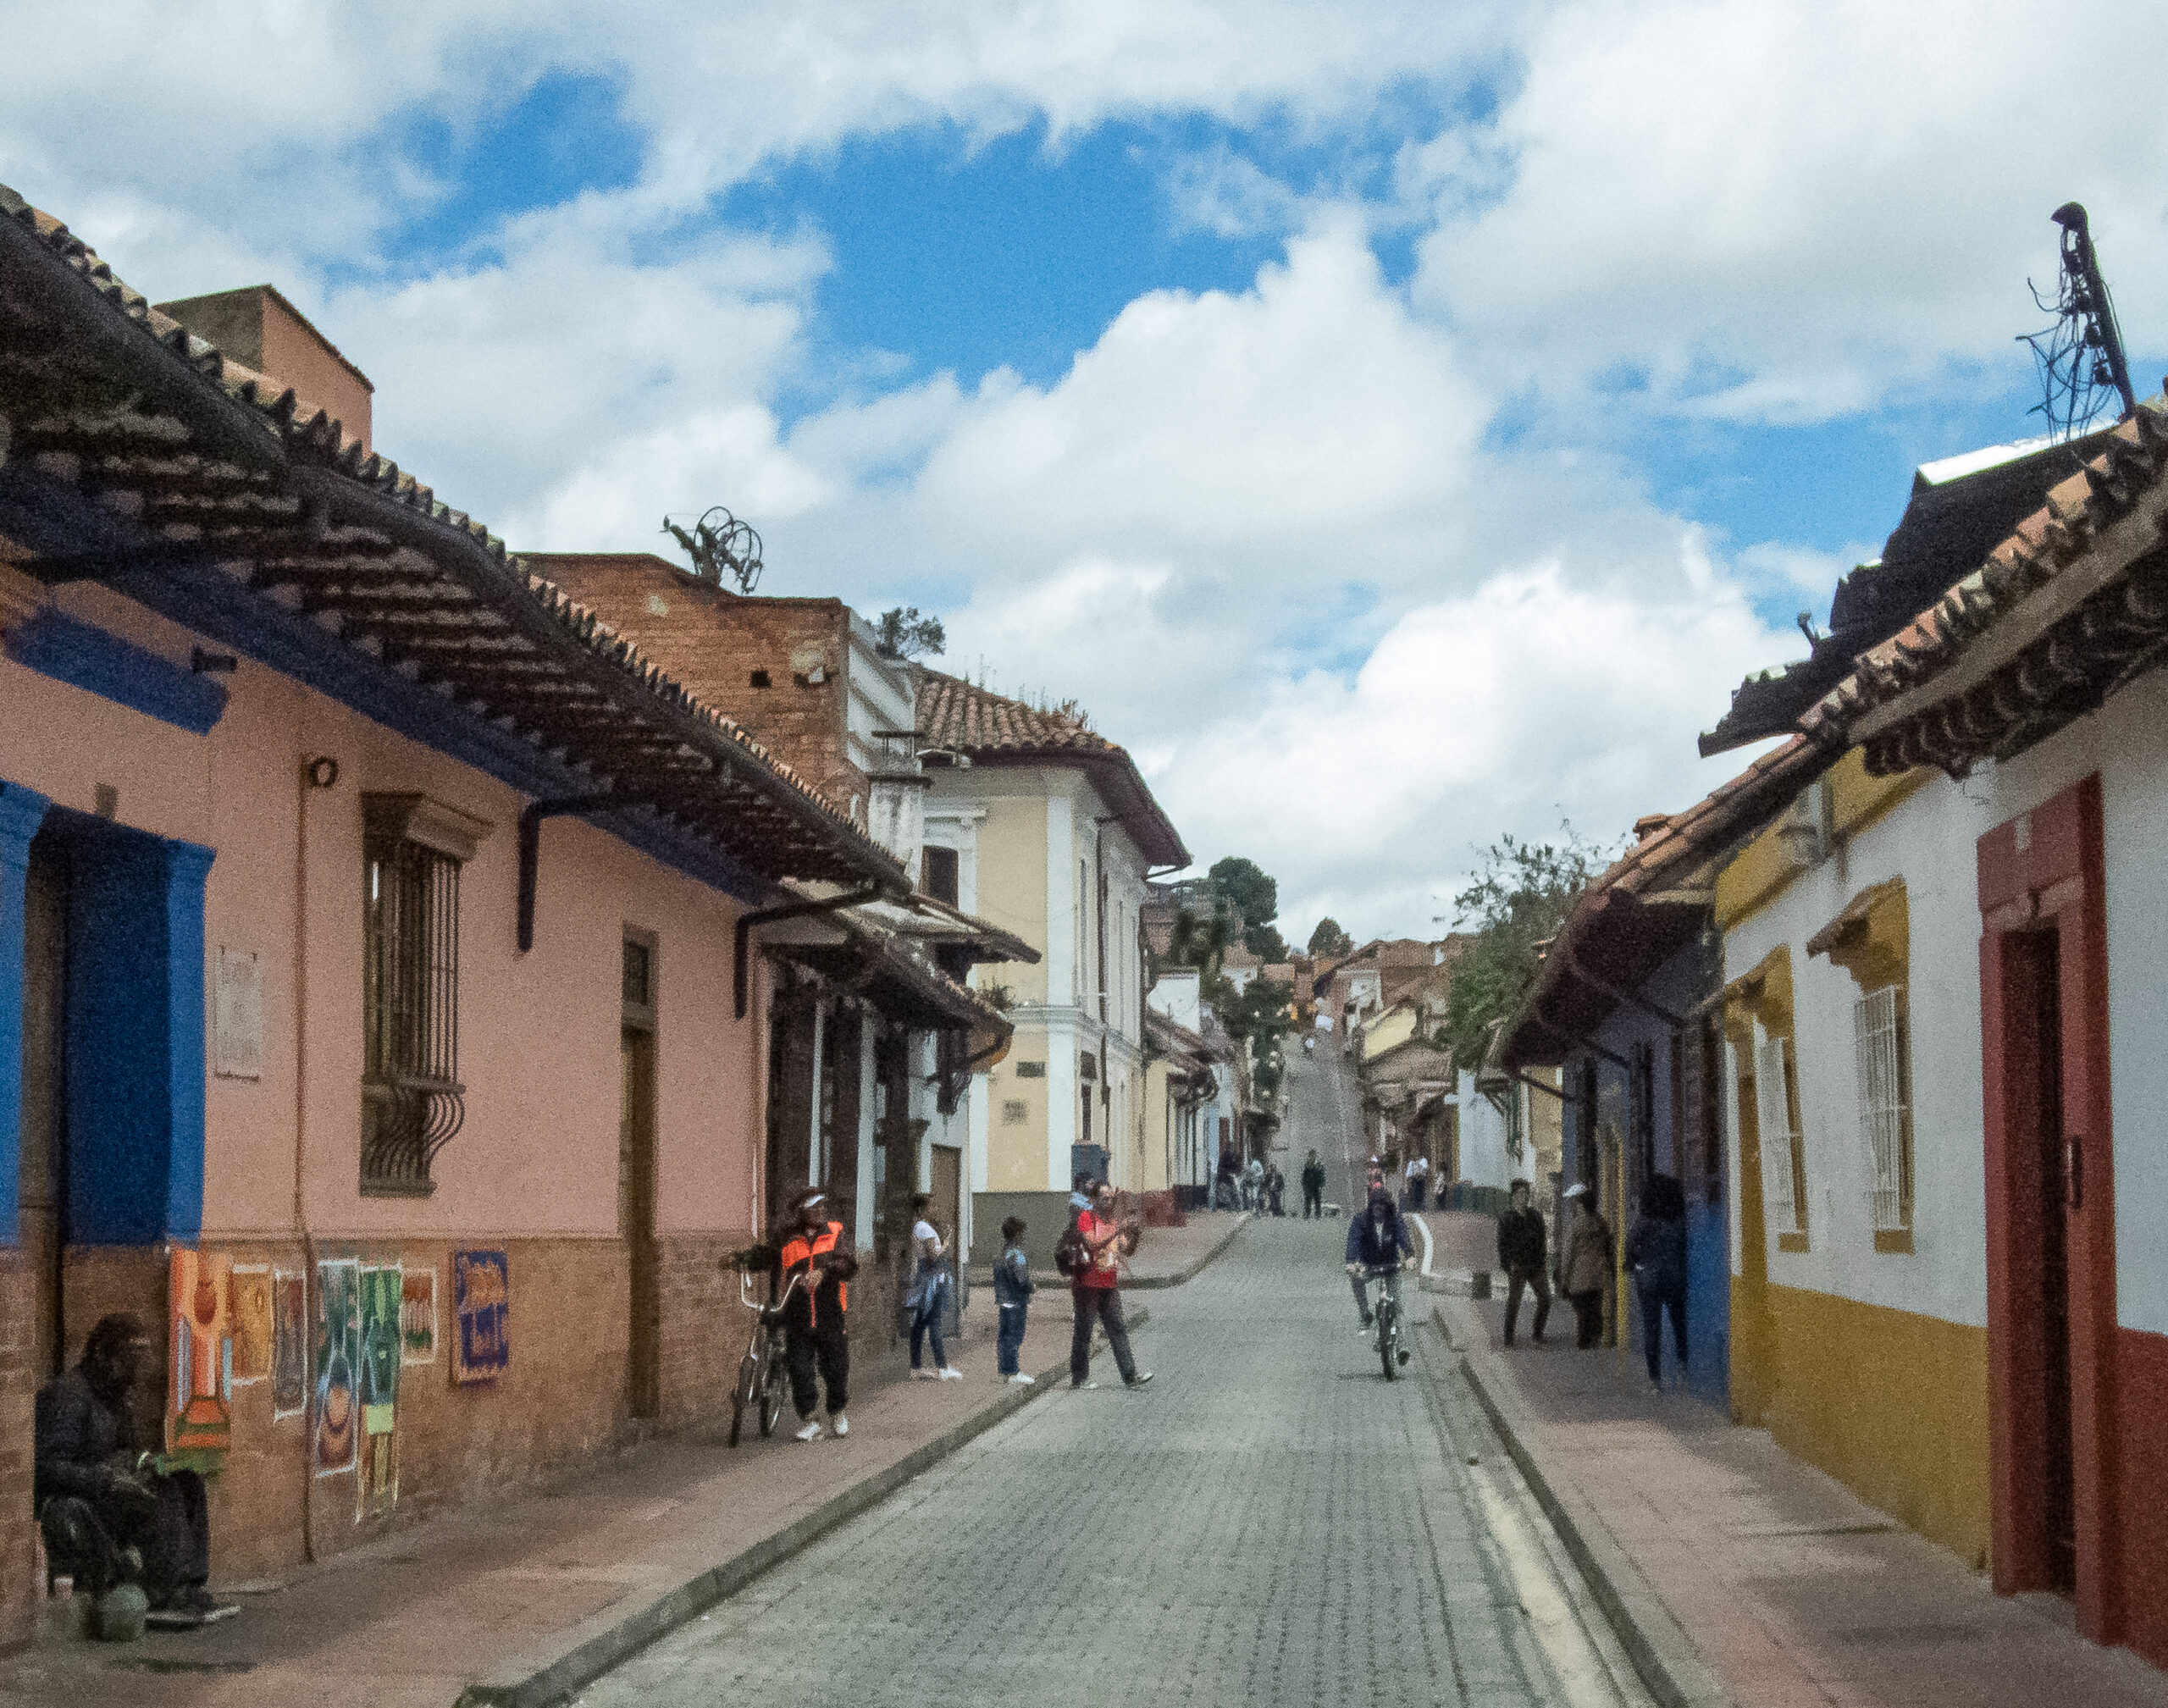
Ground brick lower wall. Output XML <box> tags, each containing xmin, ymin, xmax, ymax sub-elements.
<box><xmin>657</xmin><ymin>1230</ymin><xmax>753</xmax><ymax>1433</ymax></box>
<box><xmin>0</xmin><ymin>1252</ymin><xmax>35</xmax><ymax>1650</ymax></box>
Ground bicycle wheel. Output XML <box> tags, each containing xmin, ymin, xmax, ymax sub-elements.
<box><xmin>1379</xmin><ymin>1310</ymin><xmax>1398</xmax><ymax>1381</ymax></box>
<box><xmin>759</xmin><ymin>1346</ymin><xmax>788</xmax><ymax>1437</ymax></box>
<box><xmin>728</xmin><ymin>1349</ymin><xmax>758</xmax><ymax>1447</ymax></box>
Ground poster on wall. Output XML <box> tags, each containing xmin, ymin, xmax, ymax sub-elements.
<box><xmin>230</xmin><ymin>1265</ymin><xmax>272</xmax><ymax>1385</ymax></box>
<box><xmin>169</xmin><ymin>1247</ymin><xmax>234</xmax><ymax>1455</ymax></box>
<box><xmin>401</xmin><ymin>1268</ymin><xmax>437</xmax><ymax>1364</ymax></box>
<box><xmin>450</xmin><ymin>1249</ymin><xmax>510</xmax><ymax>1385</ymax></box>
<box><xmin>358</xmin><ymin>1266</ymin><xmax>401</xmax><ymax>1435</ymax></box>
<box><xmin>271</xmin><ymin>1270</ymin><xmax>307</xmax><ymax>1419</ymax></box>
<box><xmin>312</xmin><ymin>1258</ymin><xmax>359</xmax><ymax>1476</ymax></box>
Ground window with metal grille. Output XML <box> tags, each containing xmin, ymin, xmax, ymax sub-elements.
<box><xmin>1854</xmin><ymin>985</ymin><xmax>1911</xmax><ymax>1231</ymax></box>
<box><xmin>362</xmin><ymin>799</ymin><xmax>476</xmax><ymax>1194</ymax></box>
<box><xmin>1755</xmin><ymin>1033</ymin><xmax>1801</xmax><ymax>1232</ymax></box>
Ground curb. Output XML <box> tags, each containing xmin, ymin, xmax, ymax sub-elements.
<box><xmin>1124</xmin><ymin>1213</ymin><xmax>1250</xmax><ymax>1289</ymax></box>
<box><xmin>456</xmin><ymin>1307</ymin><xmax>1149</xmax><ymax>1708</ymax></box>
<box><xmin>1447</xmin><ymin>1306</ymin><xmax>1737</xmax><ymax>1708</ymax></box>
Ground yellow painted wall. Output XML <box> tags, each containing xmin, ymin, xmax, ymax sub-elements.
<box><xmin>975</xmin><ymin>793</ymin><xmax>1050</xmax><ymax>1004</ymax></box>
<box><xmin>1716</xmin><ymin>751</ymin><xmax>1932</xmax><ymax>930</ymax></box>
<box><xmin>982</xmin><ymin>1035</ymin><xmax>1051</xmax><ymax>1190</ymax></box>
<box><xmin>1361</xmin><ymin>1004</ymin><xmax>1419</xmax><ymax>1061</ymax></box>
<box><xmin>1138</xmin><ymin>1059</ymin><xmax>1173</xmax><ymax>1194</ymax></box>
<box><xmin>1744</xmin><ymin>1280</ymin><xmax>1991</xmax><ymax>1568</ymax></box>
<box><xmin>1828</xmin><ymin>748</ymin><xmax>1928</xmax><ymax>841</ymax></box>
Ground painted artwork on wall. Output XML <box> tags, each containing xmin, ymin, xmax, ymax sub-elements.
<box><xmin>272</xmin><ymin>1270</ymin><xmax>307</xmax><ymax>1419</ymax></box>
<box><xmin>230</xmin><ymin>1265</ymin><xmax>272</xmax><ymax>1385</ymax></box>
<box><xmin>313</xmin><ymin>1258</ymin><xmax>359</xmax><ymax>1476</ymax></box>
<box><xmin>451</xmin><ymin>1248</ymin><xmax>510</xmax><ymax>1385</ymax></box>
<box><xmin>358</xmin><ymin>1265</ymin><xmax>401</xmax><ymax>1435</ymax></box>
<box><xmin>401</xmin><ymin>1268</ymin><xmax>437</xmax><ymax>1364</ymax></box>
<box><xmin>169</xmin><ymin>1247</ymin><xmax>234</xmax><ymax>1454</ymax></box>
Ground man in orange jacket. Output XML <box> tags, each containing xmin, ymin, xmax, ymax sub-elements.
<box><xmin>776</xmin><ymin>1189</ymin><xmax>859</xmax><ymax>1442</ymax></box>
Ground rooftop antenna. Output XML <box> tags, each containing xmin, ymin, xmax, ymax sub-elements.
<box><xmin>661</xmin><ymin>506</ymin><xmax>764</xmax><ymax>594</ymax></box>
<box><xmin>2021</xmin><ymin>202</ymin><xmax>2138</xmax><ymax>439</ymax></box>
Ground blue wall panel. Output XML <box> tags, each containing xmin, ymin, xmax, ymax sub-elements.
<box><xmin>0</xmin><ymin>780</ymin><xmax>54</xmax><ymax>1245</ymax></box>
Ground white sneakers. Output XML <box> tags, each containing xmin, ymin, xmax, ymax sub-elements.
<box><xmin>832</xmin><ymin>1413</ymin><xmax>849</xmax><ymax>1436</ymax></box>
<box><xmin>937</xmin><ymin>1367</ymin><xmax>964</xmax><ymax>1381</ymax></box>
<box><xmin>1006</xmin><ymin>1373</ymin><xmax>1035</xmax><ymax>1385</ymax></box>
<box><xmin>794</xmin><ymin>1419</ymin><xmax>823</xmax><ymax>1443</ymax></box>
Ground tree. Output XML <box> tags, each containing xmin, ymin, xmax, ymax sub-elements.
<box><xmin>1440</xmin><ymin>829</ymin><xmax>1613</xmax><ymax>1070</ymax></box>
<box><xmin>1208</xmin><ymin>855</ymin><xmax>1285</xmax><ymax>959</ymax></box>
<box><xmin>875</xmin><ymin>606</ymin><xmax>945</xmax><ymax>661</ymax></box>
<box><xmin>1308</xmin><ymin>917</ymin><xmax>1354</xmax><ymax>959</ymax></box>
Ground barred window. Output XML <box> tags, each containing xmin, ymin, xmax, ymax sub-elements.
<box><xmin>1755</xmin><ymin>1033</ymin><xmax>1804</xmax><ymax>1235</ymax></box>
<box><xmin>361</xmin><ymin>794</ymin><xmax>487</xmax><ymax>1195</ymax></box>
<box><xmin>1854</xmin><ymin>985</ymin><xmax>1911</xmax><ymax>1232</ymax></box>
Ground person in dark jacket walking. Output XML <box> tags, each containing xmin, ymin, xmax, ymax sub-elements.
<box><xmin>1496</xmin><ymin>1180</ymin><xmax>1551</xmax><ymax>1346</ymax></box>
<box><xmin>993</xmin><ymin>1214</ymin><xmax>1036</xmax><ymax>1385</ymax></box>
<box><xmin>35</xmin><ymin>1313</ymin><xmax>234</xmax><ymax>1626</ymax></box>
<box><xmin>1301</xmin><ymin>1151</ymin><xmax>1327</xmax><ymax>1219</ymax></box>
<box><xmin>1625</xmin><ymin>1173</ymin><xmax>1690</xmax><ymax>1390</ymax></box>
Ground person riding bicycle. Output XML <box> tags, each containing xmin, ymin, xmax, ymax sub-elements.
<box><xmin>1343</xmin><ymin>1183</ymin><xmax>1416</xmax><ymax>1332</ymax></box>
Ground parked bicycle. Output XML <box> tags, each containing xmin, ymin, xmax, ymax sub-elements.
<box><xmin>726</xmin><ymin>1251</ymin><xmax>803</xmax><ymax>1447</ymax></box>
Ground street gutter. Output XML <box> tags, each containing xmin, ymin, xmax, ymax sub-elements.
<box><xmin>1441</xmin><ymin>1300</ymin><xmax>1739</xmax><ymax>1708</ymax></box>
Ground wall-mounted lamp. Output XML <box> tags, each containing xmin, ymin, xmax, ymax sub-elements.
<box><xmin>191</xmin><ymin>647</ymin><xmax>239</xmax><ymax>675</ymax></box>
<box><xmin>305</xmin><ymin>756</ymin><xmax>340</xmax><ymax>790</ymax></box>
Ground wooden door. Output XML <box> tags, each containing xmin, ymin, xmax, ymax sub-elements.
<box><xmin>930</xmin><ymin>1143</ymin><xmax>962</xmax><ymax>1324</ymax></box>
<box><xmin>620</xmin><ymin>1025</ymin><xmax>659</xmax><ymax>1420</ymax></box>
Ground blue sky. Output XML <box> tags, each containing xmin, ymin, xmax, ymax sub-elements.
<box><xmin>14</xmin><ymin>2</ymin><xmax>2165</xmax><ymax>934</ymax></box>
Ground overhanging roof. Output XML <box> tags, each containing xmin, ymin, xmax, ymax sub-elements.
<box><xmin>0</xmin><ymin>184</ymin><xmax>907</xmax><ymax>903</ymax></box>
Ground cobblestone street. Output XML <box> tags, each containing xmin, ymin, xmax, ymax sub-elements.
<box><xmin>577</xmin><ymin>1055</ymin><xmax>1650</xmax><ymax>1708</ymax></box>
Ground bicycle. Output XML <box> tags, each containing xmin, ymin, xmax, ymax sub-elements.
<box><xmin>726</xmin><ymin>1253</ymin><xmax>803</xmax><ymax>1448</ymax></box>
<box><xmin>1363</xmin><ymin>1263</ymin><xmax>1413</xmax><ymax>1381</ymax></box>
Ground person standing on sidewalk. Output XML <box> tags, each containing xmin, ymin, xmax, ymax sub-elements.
<box><xmin>1301</xmin><ymin>1150</ymin><xmax>1326</xmax><ymax>1219</ymax></box>
<box><xmin>906</xmin><ymin>1193</ymin><xmax>963</xmax><ymax>1382</ymax></box>
<box><xmin>1403</xmin><ymin>1152</ymin><xmax>1430</xmax><ymax>1213</ymax></box>
<box><xmin>1560</xmin><ymin>1184</ymin><xmax>1612</xmax><ymax>1351</ymax></box>
<box><xmin>993</xmin><ymin>1214</ymin><xmax>1035</xmax><ymax>1385</ymax></box>
<box><xmin>1496</xmin><ymin>1180</ymin><xmax>1551</xmax><ymax>1346</ymax></box>
<box><xmin>1070</xmin><ymin>1182</ymin><xmax>1153</xmax><ymax>1390</ymax></box>
<box><xmin>777</xmin><ymin>1190</ymin><xmax>858</xmax><ymax>1440</ymax></box>
<box><xmin>1625</xmin><ymin>1173</ymin><xmax>1690</xmax><ymax>1390</ymax></box>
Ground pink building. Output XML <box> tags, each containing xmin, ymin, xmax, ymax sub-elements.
<box><xmin>0</xmin><ymin>185</ymin><xmax>993</xmax><ymax>1640</ymax></box>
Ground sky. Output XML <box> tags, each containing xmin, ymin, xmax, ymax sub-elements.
<box><xmin>8</xmin><ymin>0</ymin><xmax>2168</xmax><ymax>945</ymax></box>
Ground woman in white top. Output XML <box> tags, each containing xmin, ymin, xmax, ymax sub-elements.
<box><xmin>1403</xmin><ymin>1153</ymin><xmax>1431</xmax><ymax>1213</ymax></box>
<box><xmin>907</xmin><ymin>1193</ymin><xmax>961</xmax><ymax>1379</ymax></box>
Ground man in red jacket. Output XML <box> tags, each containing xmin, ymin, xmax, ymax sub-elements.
<box><xmin>1070</xmin><ymin>1181</ymin><xmax>1153</xmax><ymax>1390</ymax></box>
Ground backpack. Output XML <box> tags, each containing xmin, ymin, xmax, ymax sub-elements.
<box><xmin>1054</xmin><ymin>1221</ymin><xmax>1087</xmax><ymax>1279</ymax></box>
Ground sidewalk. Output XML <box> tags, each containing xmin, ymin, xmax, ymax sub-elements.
<box><xmin>0</xmin><ymin>1279</ymin><xmax>1182</xmax><ymax>1708</ymax></box>
<box><xmin>1447</xmin><ymin>1290</ymin><xmax>2168</xmax><ymax>1708</ymax></box>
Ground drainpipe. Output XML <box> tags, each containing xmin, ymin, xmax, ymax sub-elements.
<box><xmin>517</xmin><ymin>793</ymin><xmax>620</xmax><ymax>953</ymax></box>
<box><xmin>733</xmin><ymin>885</ymin><xmax>888</xmax><ymax>1020</ymax></box>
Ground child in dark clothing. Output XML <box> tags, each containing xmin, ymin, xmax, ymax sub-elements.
<box><xmin>993</xmin><ymin>1215</ymin><xmax>1036</xmax><ymax>1384</ymax></box>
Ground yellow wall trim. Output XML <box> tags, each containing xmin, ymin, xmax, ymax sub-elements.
<box><xmin>1734</xmin><ymin>1279</ymin><xmax>1990</xmax><ymax>1569</ymax></box>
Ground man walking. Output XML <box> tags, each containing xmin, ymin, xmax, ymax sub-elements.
<box><xmin>1496</xmin><ymin>1180</ymin><xmax>1551</xmax><ymax>1346</ymax></box>
<box><xmin>1070</xmin><ymin>1181</ymin><xmax>1153</xmax><ymax>1390</ymax></box>
<box><xmin>1301</xmin><ymin>1150</ymin><xmax>1326</xmax><ymax>1219</ymax></box>
<box><xmin>777</xmin><ymin>1189</ymin><xmax>858</xmax><ymax>1441</ymax></box>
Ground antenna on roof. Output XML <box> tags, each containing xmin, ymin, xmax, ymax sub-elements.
<box><xmin>2020</xmin><ymin>202</ymin><xmax>2138</xmax><ymax>439</ymax></box>
<box><xmin>661</xmin><ymin>506</ymin><xmax>764</xmax><ymax>594</ymax></box>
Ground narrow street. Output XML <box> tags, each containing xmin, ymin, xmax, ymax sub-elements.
<box><xmin>577</xmin><ymin>1052</ymin><xmax>1651</xmax><ymax>1708</ymax></box>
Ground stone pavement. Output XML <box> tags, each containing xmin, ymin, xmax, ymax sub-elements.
<box><xmin>0</xmin><ymin>1287</ymin><xmax>1168</xmax><ymax>1708</ymax></box>
<box><xmin>1453</xmin><ymin>1289</ymin><xmax>2168</xmax><ymax>1708</ymax></box>
<box><xmin>576</xmin><ymin>1213</ymin><xmax>1653</xmax><ymax>1708</ymax></box>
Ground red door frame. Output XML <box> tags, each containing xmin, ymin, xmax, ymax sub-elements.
<box><xmin>1977</xmin><ymin>773</ymin><xmax>2121</xmax><ymax>1639</ymax></box>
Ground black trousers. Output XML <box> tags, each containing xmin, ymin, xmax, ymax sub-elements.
<box><xmin>1302</xmin><ymin>1186</ymin><xmax>1323</xmax><ymax>1218</ymax></box>
<box><xmin>784</xmin><ymin>1318</ymin><xmax>849</xmax><ymax>1418</ymax></box>
<box><xmin>1640</xmin><ymin>1286</ymin><xmax>1689</xmax><ymax>1382</ymax></box>
<box><xmin>40</xmin><ymin>1469</ymin><xmax>209</xmax><ymax>1603</ymax></box>
<box><xmin>1569</xmin><ymin>1291</ymin><xmax>1604</xmax><ymax>1350</ymax></box>
<box><xmin>1070</xmin><ymin>1287</ymin><xmax>1137</xmax><ymax>1385</ymax></box>
<box><xmin>1504</xmin><ymin>1265</ymin><xmax>1551</xmax><ymax>1343</ymax></box>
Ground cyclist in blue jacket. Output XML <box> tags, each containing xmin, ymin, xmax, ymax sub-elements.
<box><xmin>1344</xmin><ymin>1184</ymin><xmax>1416</xmax><ymax>1330</ymax></box>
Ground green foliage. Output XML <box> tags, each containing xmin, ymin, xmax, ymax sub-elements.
<box><xmin>875</xmin><ymin>606</ymin><xmax>946</xmax><ymax>660</ymax></box>
<box><xmin>1208</xmin><ymin>854</ymin><xmax>1286</xmax><ymax>959</ymax></box>
<box><xmin>1440</xmin><ymin>829</ymin><xmax>1613</xmax><ymax>1070</ymax></box>
<box><xmin>1307</xmin><ymin>916</ymin><xmax>1354</xmax><ymax>959</ymax></box>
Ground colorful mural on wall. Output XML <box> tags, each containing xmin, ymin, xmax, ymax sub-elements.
<box><xmin>169</xmin><ymin>1247</ymin><xmax>234</xmax><ymax>1454</ymax></box>
<box><xmin>401</xmin><ymin>1267</ymin><xmax>437</xmax><ymax>1364</ymax></box>
<box><xmin>358</xmin><ymin>1265</ymin><xmax>401</xmax><ymax>1434</ymax></box>
<box><xmin>230</xmin><ymin>1265</ymin><xmax>273</xmax><ymax>1385</ymax></box>
<box><xmin>272</xmin><ymin>1269</ymin><xmax>307</xmax><ymax>1419</ymax></box>
<box><xmin>313</xmin><ymin>1258</ymin><xmax>359</xmax><ymax>1476</ymax></box>
<box><xmin>451</xmin><ymin>1248</ymin><xmax>510</xmax><ymax>1385</ymax></box>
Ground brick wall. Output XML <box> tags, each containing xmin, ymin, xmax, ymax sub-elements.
<box><xmin>0</xmin><ymin>1252</ymin><xmax>35</xmax><ymax>1649</ymax></box>
<box><xmin>657</xmin><ymin>1230</ymin><xmax>752</xmax><ymax>1433</ymax></box>
<box><xmin>523</xmin><ymin>556</ymin><xmax>867</xmax><ymax>817</ymax></box>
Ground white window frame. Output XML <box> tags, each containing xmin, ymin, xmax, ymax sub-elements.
<box><xmin>1755</xmin><ymin>1031</ymin><xmax>1801</xmax><ymax>1234</ymax></box>
<box><xmin>1853</xmin><ymin>985</ymin><xmax>1911</xmax><ymax>1233</ymax></box>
